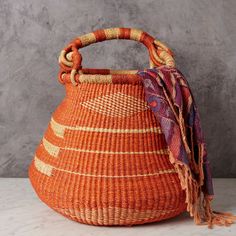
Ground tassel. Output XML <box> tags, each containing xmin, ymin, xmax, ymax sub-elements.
<box><xmin>203</xmin><ymin>195</ymin><xmax>236</xmax><ymax>228</ymax></box>
<box><xmin>143</xmin><ymin>67</ymin><xmax>236</xmax><ymax>228</ymax></box>
<box><xmin>170</xmin><ymin>152</ymin><xmax>236</xmax><ymax>228</ymax></box>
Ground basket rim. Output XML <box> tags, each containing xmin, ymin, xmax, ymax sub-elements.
<box><xmin>60</xmin><ymin>68</ymin><xmax>144</xmax><ymax>85</ymax></box>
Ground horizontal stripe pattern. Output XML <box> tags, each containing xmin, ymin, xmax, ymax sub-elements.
<box><xmin>34</xmin><ymin>156</ymin><xmax>53</xmax><ymax>176</ymax></box>
<box><xmin>55</xmin><ymin>206</ymin><xmax>177</xmax><ymax>225</ymax></box>
<box><xmin>42</xmin><ymin>137</ymin><xmax>169</xmax><ymax>157</ymax></box>
<box><xmin>50</xmin><ymin>117</ymin><xmax>162</xmax><ymax>138</ymax></box>
<box><xmin>34</xmin><ymin>155</ymin><xmax>176</xmax><ymax>178</ymax></box>
<box><xmin>42</xmin><ymin>138</ymin><xmax>60</xmax><ymax>157</ymax></box>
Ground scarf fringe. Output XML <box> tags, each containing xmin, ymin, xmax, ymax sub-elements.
<box><xmin>169</xmin><ymin>152</ymin><xmax>236</xmax><ymax>228</ymax></box>
<box><xmin>203</xmin><ymin>197</ymin><xmax>236</xmax><ymax>228</ymax></box>
<box><xmin>142</xmin><ymin>67</ymin><xmax>235</xmax><ymax>228</ymax></box>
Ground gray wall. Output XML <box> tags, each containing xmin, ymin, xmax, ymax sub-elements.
<box><xmin>0</xmin><ymin>0</ymin><xmax>236</xmax><ymax>177</ymax></box>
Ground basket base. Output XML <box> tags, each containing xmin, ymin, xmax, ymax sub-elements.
<box><xmin>29</xmin><ymin>163</ymin><xmax>186</xmax><ymax>226</ymax></box>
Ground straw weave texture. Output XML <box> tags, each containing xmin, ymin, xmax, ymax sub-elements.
<box><xmin>29</xmin><ymin>82</ymin><xmax>186</xmax><ymax>225</ymax></box>
<box><xmin>29</xmin><ymin>28</ymin><xmax>186</xmax><ymax>225</ymax></box>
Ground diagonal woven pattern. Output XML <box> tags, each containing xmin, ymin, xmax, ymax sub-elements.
<box><xmin>80</xmin><ymin>92</ymin><xmax>149</xmax><ymax>117</ymax></box>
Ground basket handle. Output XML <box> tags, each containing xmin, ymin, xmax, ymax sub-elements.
<box><xmin>58</xmin><ymin>28</ymin><xmax>175</xmax><ymax>84</ymax></box>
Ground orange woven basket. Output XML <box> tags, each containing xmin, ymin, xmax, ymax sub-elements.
<box><xmin>29</xmin><ymin>27</ymin><xmax>187</xmax><ymax>226</ymax></box>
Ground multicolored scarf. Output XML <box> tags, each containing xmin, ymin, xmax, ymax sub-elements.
<box><xmin>138</xmin><ymin>66</ymin><xmax>236</xmax><ymax>227</ymax></box>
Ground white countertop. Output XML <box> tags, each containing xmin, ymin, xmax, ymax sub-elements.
<box><xmin>0</xmin><ymin>178</ymin><xmax>235</xmax><ymax>236</ymax></box>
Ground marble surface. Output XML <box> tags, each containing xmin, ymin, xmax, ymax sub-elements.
<box><xmin>0</xmin><ymin>178</ymin><xmax>235</xmax><ymax>236</ymax></box>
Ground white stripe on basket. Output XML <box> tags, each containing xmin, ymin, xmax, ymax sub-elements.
<box><xmin>50</xmin><ymin>117</ymin><xmax>162</xmax><ymax>138</ymax></box>
<box><xmin>42</xmin><ymin>137</ymin><xmax>168</xmax><ymax>157</ymax></box>
<box><xmin>34</xmin><ymin>155</ymin><xmax>176</xmax><ymax>178</ymax></box>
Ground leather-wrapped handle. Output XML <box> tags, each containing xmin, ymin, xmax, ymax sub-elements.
<box><xmin>58</xmin><ymin>28</ymin><xmax>175</xmax><ymax>85</ymax></box>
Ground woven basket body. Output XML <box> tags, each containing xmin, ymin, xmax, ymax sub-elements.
<box><xmin>29</xmin><ymin>28</ymin><xmax>186</xmax><ymax>226</ymax></box>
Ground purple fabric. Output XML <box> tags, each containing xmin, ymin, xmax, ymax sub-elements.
<box><xmin>138</xmin><ymin>66</ymin><xmax>214</xmax><ymax>196</ymax></box>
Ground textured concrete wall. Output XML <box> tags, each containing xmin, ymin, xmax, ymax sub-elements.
<box><xmin>0</xmin><ymin>0</ymin><xmax>236</xmax><ymax>177</ymax></box>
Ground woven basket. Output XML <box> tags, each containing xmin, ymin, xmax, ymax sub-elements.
<box><xmin>29</xmin><ymin>28</ymin><xmax>186</xmax><ymax>226</ymax></box>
